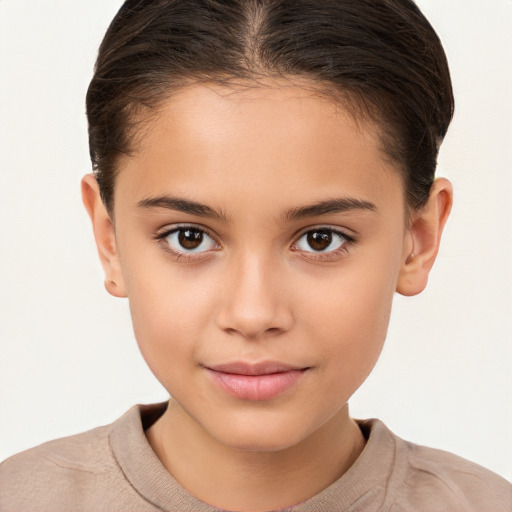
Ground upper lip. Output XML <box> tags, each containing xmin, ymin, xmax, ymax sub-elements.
<box><xmin>206</xmin><ymin>361</ymin><xmax>308</xmax><ymax>376</ymax></box>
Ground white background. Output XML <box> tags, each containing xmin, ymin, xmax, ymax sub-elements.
<box><xmin>0</xmin><ymin>0</ymin><xmax>511</xmax><ymax>481</ymax></box>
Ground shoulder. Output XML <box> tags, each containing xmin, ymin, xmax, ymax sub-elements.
<box><xmin>1</xmin><ymin>419</ymin><xmax>113</xmax><ymax>473</ymax></box>
<box><xmin>0</xmin><ymin>422</ymin><xmax>116</xmax><ymax>512</ymax></box>
<box><xmin>0</xmin><ymin>406</ymin><xmax>155</xmax><ymax>512</ymax></box>
<box><xmin>383</xmin><ymin>424</ymin><xmax>512</xmax><ymax>512</ymax></box>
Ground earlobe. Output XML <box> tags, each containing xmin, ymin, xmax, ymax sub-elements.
<box><xmin>81</xmin><ymin>174</ymin><xmax>127</xmax><ymax>298</ymax></box>
<box><xmin>396</xmin><ymin>178</ymin><xmax>453</xmax><ymax>297</ymax></box>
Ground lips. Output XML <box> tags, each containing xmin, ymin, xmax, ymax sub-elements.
<box><xmin>205</xmin><ymin>362</ymin><xmax>309</xmax><ymax>401</ymax></box>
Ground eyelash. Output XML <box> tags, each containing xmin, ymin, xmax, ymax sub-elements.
<box><xmin>154</xmin><ymin>224</ymin><xmax>356</xmax><ymax>262</ymax></box>
<box><xmin>154</xmin><ymin>224</ymin><xmax>220</xmax><ymax>261</ymax></box>
<box><xmin>291</xmin><ymin>227</ymin><xmax>355</xmax><ymax>262</ymax></box>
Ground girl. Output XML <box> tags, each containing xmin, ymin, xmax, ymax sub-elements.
<box><xmin>1</xmin><ymin>1</ymin><xmax>511</xmax><ymax>510</ymax></box>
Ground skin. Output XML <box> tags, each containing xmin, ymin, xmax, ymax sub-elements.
<box><xmin>82</xmin><ymin>80</ymin><xmax>452</xmax><ymax>511</ymax></box>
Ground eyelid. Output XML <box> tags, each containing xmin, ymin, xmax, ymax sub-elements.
<box><xmin>154</xmin><ymin>222</ymin><xmax>219</xmax><ymax>241</ymax></box>
<box><xmin>290</xmin><ymin>225</ymin><xmax>357</xmax><ymax>260</ymax></box>
<box><xmin>154</xmin><ymin>223</ymin><xmax>221</xmax><ymax>259</ymax></box>
<box><xmin>153</xmin><ymin>223</ymin><xmax>355</xmax><ymax>262</ymax></box>
<box><xmin>291</xmin><ymin>224</ymin><xmax>356</xmax><ymax>244</ymax></box>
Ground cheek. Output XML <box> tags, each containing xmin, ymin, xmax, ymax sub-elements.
<box><xmin>310</xmin><ymin>294</ymin><xmax>390</xmax><ymax>411</ymax></box>
<box><xmin>311</xmin><ymin>284</ymin><xmax>392</xmax><ymax>364</ymax></box>
<box><xmin>124</xmin><ymin>262</ymin><xmax>217</xmax><ymax>382</ymax></box>
<box><xmin>301</xmin><ymin>252</ymin><xmax>400</xmax><ymax>384</ymax></box>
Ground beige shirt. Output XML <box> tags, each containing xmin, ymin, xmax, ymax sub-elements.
<box><xmin>1</xmin><ymin>403</ymin><xmax>511</xmax><ymax>512</ymax></box>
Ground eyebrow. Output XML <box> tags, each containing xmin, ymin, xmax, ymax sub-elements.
<box><xmin>137</xmin><ymin>195</ymin><xmax>376</xmax><ymax>223</ymax></box>
<box><xmin>137</xmin><ymin>196</ymin><xmax>227</xmax><ymax>221</ymax></box>
<box><xmin>283</xmin><ymin>197</ymin><xmax>376</xmax><ymax>221</ymax></box>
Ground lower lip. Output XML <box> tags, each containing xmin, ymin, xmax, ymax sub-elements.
<box><xmin>207</xmin><ymin>369</ymin><xmax>307</xmax><ymax>401</ymax></box>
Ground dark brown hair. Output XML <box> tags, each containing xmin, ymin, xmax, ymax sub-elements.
<box><xmin>86</xmin><ymin>0</ymin><xmax>454</xmax><ymax>212</ymax></box>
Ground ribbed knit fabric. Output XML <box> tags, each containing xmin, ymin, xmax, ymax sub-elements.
<box><xmin>1</xmin><ymin>403</ymin><xmax>511</xmax><ymax>511</ymax></box>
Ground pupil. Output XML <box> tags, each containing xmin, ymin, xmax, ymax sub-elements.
<box><xmin>179</xmin><ymin>229</ymin><xmax>203</xmax><ymax>250</ymax></box>
<box><xmin>307</xmin><ymin>231</ymin><xmax>332</xmax><ymax>251</ymax></box>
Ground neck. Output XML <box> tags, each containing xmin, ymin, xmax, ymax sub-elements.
<box><xmin>146</xmin><ymin>400</ymin><xmax>365</xmax><ymax>511</ymax></box>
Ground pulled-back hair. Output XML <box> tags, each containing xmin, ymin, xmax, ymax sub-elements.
<box><xmin>86</xmin><ymin>0</ymin><xmax>454</xmax><ymax>212</ymax></box>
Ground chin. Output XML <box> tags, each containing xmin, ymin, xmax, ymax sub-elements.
<box><xmin>207</xmin><ymin>413</ymin><xmax>314</xmax><ymax>453</ymax></box>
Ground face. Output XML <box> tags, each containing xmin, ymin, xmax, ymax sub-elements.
<box><xmin>110</xmin><ymin>81</ymin><xmax>411</xmax><ymax>451</ymax></box>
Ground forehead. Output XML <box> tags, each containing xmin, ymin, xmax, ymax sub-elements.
<box><xmin>115</xmin><ymin>80</ymin><xmax>404</xmax><ymax>216</ymax></box>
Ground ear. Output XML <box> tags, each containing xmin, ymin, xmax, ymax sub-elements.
<box><xmin>397</xmin><ymin>178</ymin><xmax>453</xmax><ymax>296</ymax></box>
<box><xmin>81</xmin><ymin>174</ymin><xmax>127</xmax><ymax>298</ymax></box>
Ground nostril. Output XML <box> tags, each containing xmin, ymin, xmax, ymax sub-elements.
<box><xmin>223</xmin><ymin>326</ymin><xmax>283</xmax><ymax>338</ymax></box>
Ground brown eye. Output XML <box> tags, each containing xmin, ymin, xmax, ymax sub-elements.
<box><xmin>296</xmin><ymin>228</ymin><xmax>348</xmax><ymax>253</ymax></box>
<box><xmin>178</xmin><ymin>229</ymin><xmax>204</xmax><ymax>250</ymax></box>
<box><xmin>163</xmin><ymin>227</ymin><xmax>217</xmax><ymax>254</ymax></box>
<box><xmin>307</xmin><ymin>230</ymin><xmax>332</xmax><ymax>251</ymax></box>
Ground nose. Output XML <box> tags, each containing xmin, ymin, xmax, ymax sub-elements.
<box><xmin>216</xmin><ymin>251</ymin><xmax>294</xmax><ymax>340</ymax></box>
